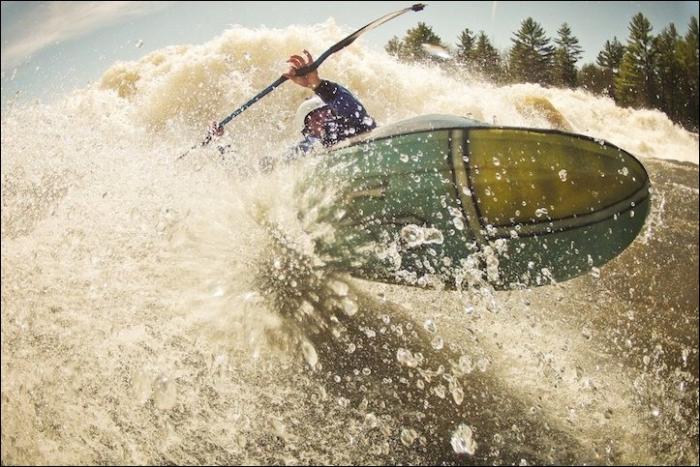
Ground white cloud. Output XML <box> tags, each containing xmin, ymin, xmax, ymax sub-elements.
<box><xmin>1</xmin><ymin>1</ymin><xmax>167</xmax><ymax>70</ymax></box>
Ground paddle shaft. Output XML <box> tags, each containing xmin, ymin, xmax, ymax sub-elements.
<box><xmin>177</xmin><ymin>3</ymin><xmax>425</xmax><ymax>160</ymax></box>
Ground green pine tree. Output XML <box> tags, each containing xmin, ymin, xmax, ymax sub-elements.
<box><xmin>654</xmin><ymin>24</ymin><xmax>684</xmax><ymax>122</ymax></box>
<box><xmin>552</xmin><ymin>23</ymin><xmax>583</xmax><ymax>87</ymax></box>
<box><xmin>472</xmin><ymin>32</ymin><xmax>502</xmax><ymax>81</ymax></box>
<box><xmin>578</xmin><ymin>63</ymin><xmax>608</xmax><ymax>94</ymax></box>
<box><xmin>596</xmin><ymin>37</ymin><xmax>625</xmax><ymax>98</ymax></box>
<box><xmin>597</xmin><ymin>38</ymin><xmax>626</xmax><ymax>70</ymax></box>
<box><xmin>615</xmin><ymin>13</ymin><xmax>657</xmax><ymax>108</ymax></box>
<box><xmin>509</xmin><ymin>17</ymin><xmax>555</xmax><ymax>84</ymax></box>
<box><xmin>678</xmin><ymin>16</ymin><xmax>699</xmax><ymax>129</ymax></box>
<box><xmin>455</xmin><ymin>28</ymin><xmax>476</xmax><ymax>65</ymax></box>
<box><xmin>385</xmin><ymin>36</ymin><xmax>406</xmax><ymax>60</ymax></box>
<box><xmin>401</xmin><ymin>22</ymin><xmax>446</xmax><ymax>62</ymax></box>
<box><xmin>596</xmin><ymin>37</ymin><xmax>625</xmax><ymax>99</ymax></box>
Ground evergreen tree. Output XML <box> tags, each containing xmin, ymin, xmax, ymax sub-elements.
<box><xmin>578</xmin><ymin>63</ymin><xmax>608</xmax><ymax>94</ymax></box>
<box><xmin>401</xmin><ymin>22</ymin><xmax>446</xmax><ymax>62</ymax></box>
<box><xmin>678</xmin><ymin>16</ymin><xmax>699</xmax><ymax>129</ymax></box>
<box><xmin>615</xmin><ymin>13</ymin><xmax>657</xmax><ymax>108</ymax></box>
<box><xmin>509</xmin><ymin>17</ymin><xmax>555</xmax><ymax>84</ymax></box>
<box><xmin>385</xmin><ymin>36</ymin><xmax>406</xmax><ymax>60</ymax></box>
<box><xmin>455</xmin><ymin>28</ymin><xmax>476</xmax><ymax>65</ymax></box>
<box><xmin>654</xmin><ymin>24</ymin><xmax>684</xmax><ymax>122</ymax></box>
<box><xmin>596</xmin><ymin>37</ymin><xmax>625</xmax><ymax>98</ymax></box>
<box><xmin>472</xmin><ymin>32</ymin><xmax>502</xmax><ymax>81</ymax></box>
<box><xmin>552</xmin><ymin>23</ymin><xmax>583</xmax><ymax>87</ymax></box>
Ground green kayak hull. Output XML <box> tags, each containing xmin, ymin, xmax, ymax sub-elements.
<box><xmin>297</xmin><ymin>115</ymin><xmax>650</xmax><ymax>290</ymax></box>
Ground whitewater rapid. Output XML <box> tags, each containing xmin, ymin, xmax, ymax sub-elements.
<box><xmin>2</xmin><ymin>22</ymin><xmax>698</xmax><ymax>465</ymax></box>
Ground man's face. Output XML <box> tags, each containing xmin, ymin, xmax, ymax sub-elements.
<box><xmin>306</xmin><ymin>107</ymin><xmax>333</xmax><ymax>138</ymax></box>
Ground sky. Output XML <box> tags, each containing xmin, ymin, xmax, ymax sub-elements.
<box><xmin>1</xmin><ymin>1</ymin><xmax>698</xmax><ymax>105</ymax></box>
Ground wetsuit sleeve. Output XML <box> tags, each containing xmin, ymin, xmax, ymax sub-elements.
<box><xmin>314</xmin><ymin>80</ymin><xmax>376</xmax><ymax>131</ymax></box>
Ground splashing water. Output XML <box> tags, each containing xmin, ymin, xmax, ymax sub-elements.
<box><xmin>2</xmin><ymin>21</ymin><xmax>698</xmax><ymax>465</ymax></box>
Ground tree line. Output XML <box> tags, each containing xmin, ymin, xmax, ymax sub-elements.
<box><xmin>385</xmin><ymin>14</ymin><xmax>699</xmax><ymax>131</ymax></box>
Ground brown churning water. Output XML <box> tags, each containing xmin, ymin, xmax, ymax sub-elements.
<box><xmin>1</xmin><ymin>21</ymin><xmax>698</xmax><ymax>465</ymax></box>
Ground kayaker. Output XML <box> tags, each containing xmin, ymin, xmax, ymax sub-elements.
<box><xmin>284</xmin><ymin>50</ymin><xmax>376</xmax><ymax>155</ymax></box>
<box><xmin>207</xmin><ymin>50</ymin><xmax>376</xmax><ymax>163</ymax></box>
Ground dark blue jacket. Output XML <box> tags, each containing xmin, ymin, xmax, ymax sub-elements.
<box><xmin>294</xmin><ymin>80</ymin><xmax>376</xmax><ymax>155</ymax></box>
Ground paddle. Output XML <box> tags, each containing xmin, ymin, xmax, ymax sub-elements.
<box><xmin>176</xmin><ymin>3</ymin><xmax>425</xmax><ymax>161</ymax></box>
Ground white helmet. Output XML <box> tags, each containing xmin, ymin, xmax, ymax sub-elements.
<box><xmin>294</xmin><ymin>96</ymin><xmax>327</xmax><ymax>135</ymax></box>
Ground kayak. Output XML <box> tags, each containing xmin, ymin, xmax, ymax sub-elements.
<box><xmin>296</xmin><ymin>115</ymin><xmax>650</xmax><ymax>290</ymax></box>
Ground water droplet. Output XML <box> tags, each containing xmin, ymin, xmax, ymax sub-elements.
<box><xmin>153</xmin><ymin>375</ymin><xmax>177</xmax><ymax>410</ymax></box>
<box><xmin>424</xmin><ymin>319</ymin><xmax>437</xmax><ymax>334</ymax></box>
<box><xmin>451</xmin><ymin>423</ymin><xmax>478</xmax><ymax>455</ymax></box>
<box><xmin>401</xmin><ymin>225</ymin><xmax>444</xmax><ymax>248</ymax></box>
<box><xmin>424</xmin><ymin>228</ymin><xmax>444</xmax><ymax>244</ymax></box>
<box><xmin>431</xmin><ymin>336</ymin><xmax>444</xmax><ymax>350</ymax></box>
<box><xmin>558</xmin><ymin>169</ymin><xmax>568</xmax><ymax>181</ymax></box>
<box><xmin>401</xmin><ymin>224</ymin><xmax>422</xmax><ymax>247</ymax></box>
<box><xmin>341</xmin><ymin>297</ymin><xmax>358</xmax><ymax>317</ymax></box>
<box><xmin>458</xmin><ymin>355</ymin><xmax>473</xmax><ymax>374</ymax></box>
<box><xmin>477</xmin><ymin>357</ymin><xmax>490</xmax><ymax>372</ymax></box>
<box><xmin>301</xmin><ymin>341</ymin><xmax>318</xmax><ymax>368</ymax></box>
<box><xmin>364</xmin><ymin>413</ymin><xmax>378</xmax><ymax>429</ymax></box>
<box><xmin>271</xmin><ymin>417</ymin><xmax>290</xmax><ymax>440</ymax></box>
<box><xmin>329</xmin><ymin>280</ymin><xmax>349</xmax><ymax>297</ymax></box>
<box><xmin>535</xmin><ymin>208</ymin><xmax>549</xmax><ymax>218</ymax></box>
<box><xmin>451</xmin><ymin>385</ymin><xmax>464</xmax><ymax>405</ymax></box>
<box><xmin>433</xmin><ymin>384</ymin><xmax>447</xmax><ymax>398</ymax></box>
<box><xmin>396</xmin><ymin>348</ymin><xmax>419</xmax><ymax>368</ymax></box>
<box><xmin>400</xmin><ymin>428</ymin><xmax>419</xmax><ymax>446</ymax></box>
